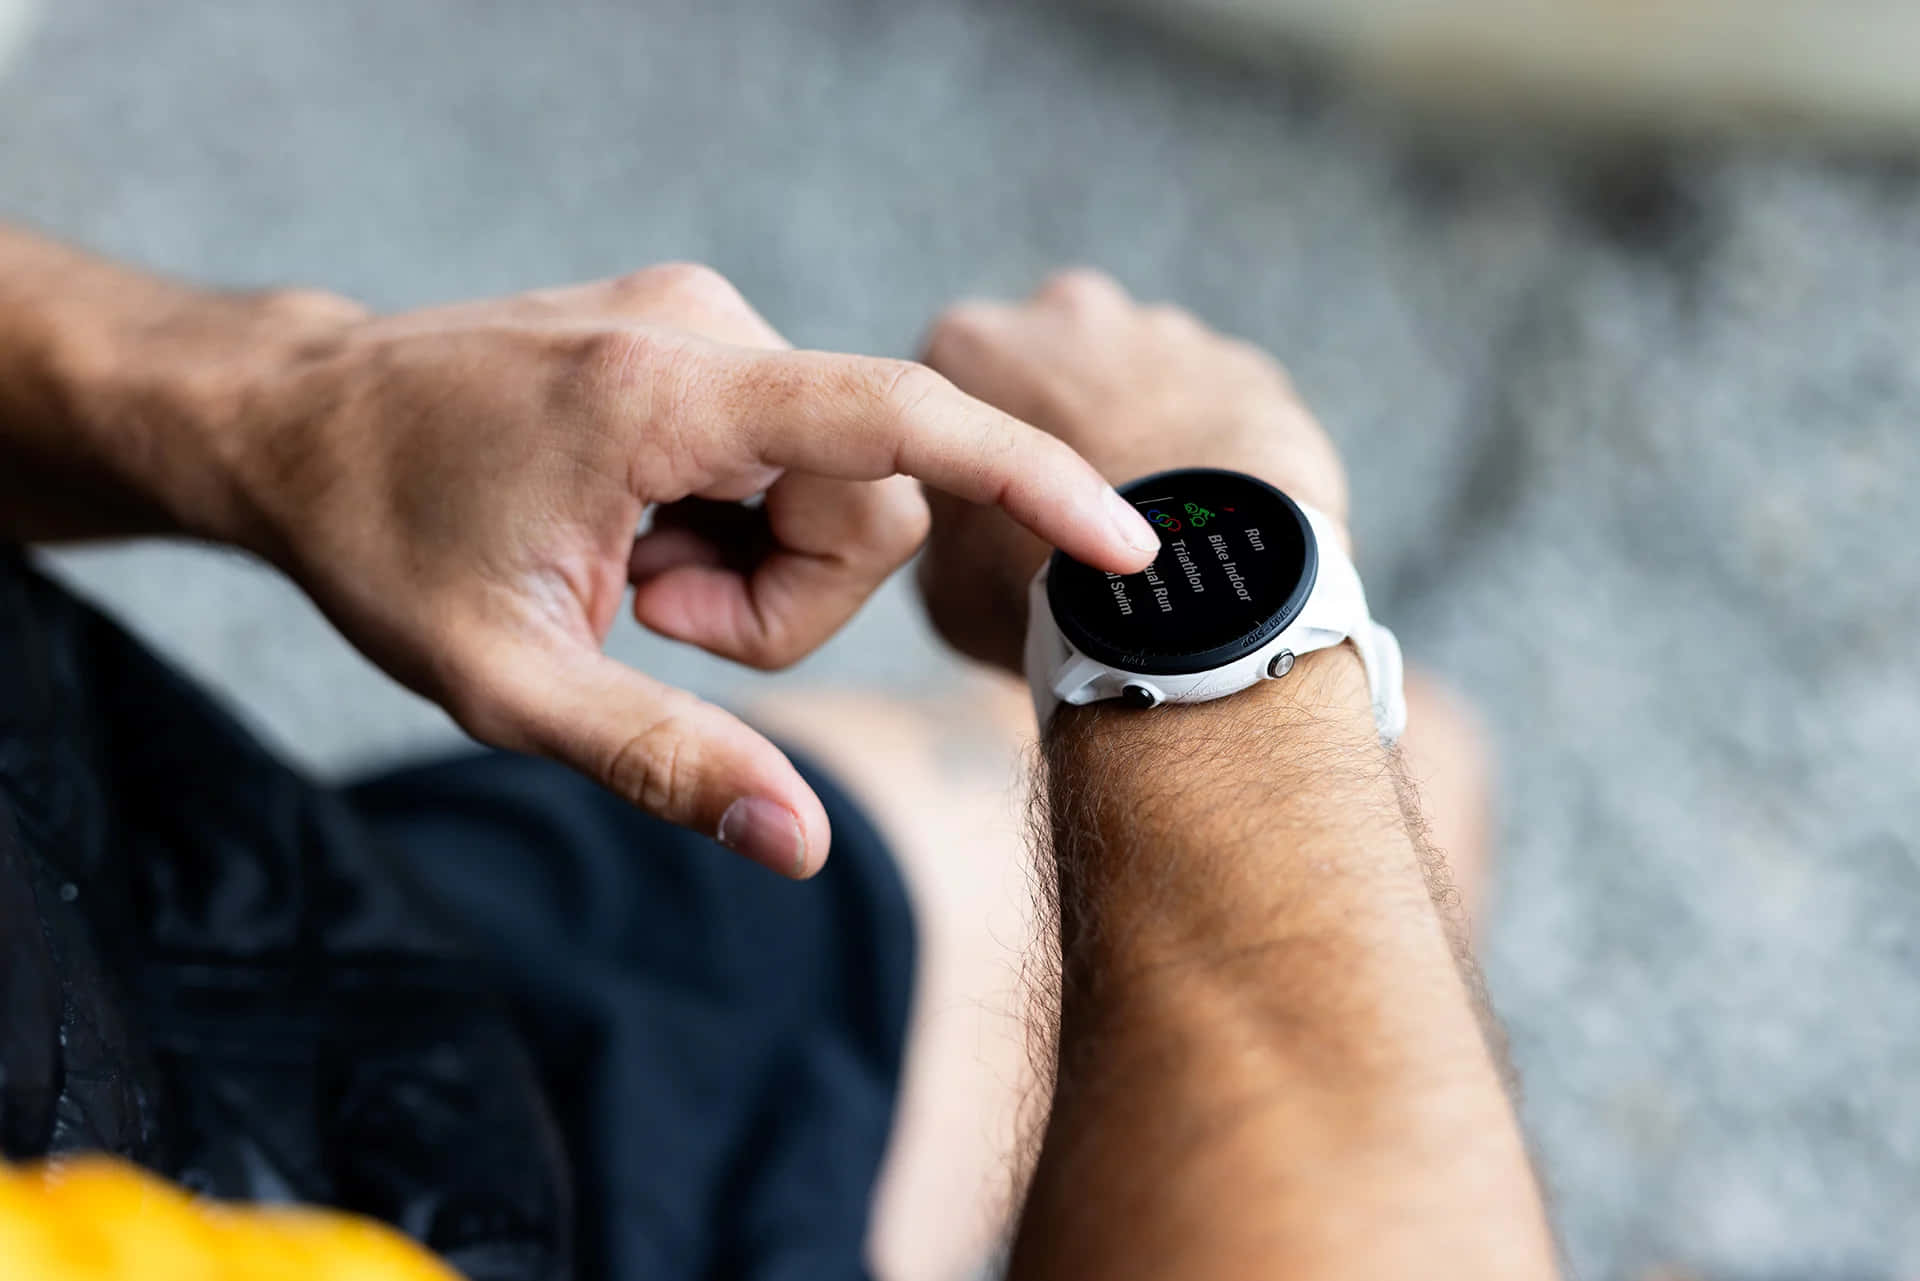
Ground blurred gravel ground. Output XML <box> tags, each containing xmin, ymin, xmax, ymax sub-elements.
<box><xmin>2</xmin><ymin>1</ymin><xmax>1916</xmax><ymax>1276</ymax></box>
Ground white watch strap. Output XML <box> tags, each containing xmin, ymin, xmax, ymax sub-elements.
<box><xmin>1292</xmin><ymin>504</ymin><xmax>1407</xmax><ymax>742</ymax></box>
<box><xmin>1024</xmin><ymin>500</ymin><xmax>1406</xmax><ymax>741</ymax></box>
<box><xmin>1024</xmin><ymin>569</ymin><xmax>1074</xmax><ymax>725</ymax></box>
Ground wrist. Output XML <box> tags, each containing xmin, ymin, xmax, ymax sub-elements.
<box><xmin>1040</xmin><ymin>643</ymin><xmax>1410</xmax><ymax>961</ymax></box>
<box><xmin>59</xmin><ymin>283</ymin><xmax>368</xmax><ymax>557</ymax></box>
<box><xmin>1045</xmin><ymin>644</ymin><xmax>1382</xmax><ymax>790</ymax></box>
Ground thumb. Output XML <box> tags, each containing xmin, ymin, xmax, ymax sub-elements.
<box><xmin>486</xmin><ymin>649</ymin><xmax>831</xmax><ymax>878</ymax></box>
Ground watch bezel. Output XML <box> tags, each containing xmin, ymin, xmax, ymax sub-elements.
<box><xmin>1045</xmin><ymin>468</ymin><xmax>1320</xmax><ymax>677</ymax></box>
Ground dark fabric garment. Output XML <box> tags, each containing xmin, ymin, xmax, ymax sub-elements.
<box><xmin>347</xmin><ymin>750</ymin><xmax>915</xmax><ymax>1281</ymax></box>
<box><xmin>0</xmin><ymin>549</ymin><xmax>915</xmax><ymax>1281</ymax></box>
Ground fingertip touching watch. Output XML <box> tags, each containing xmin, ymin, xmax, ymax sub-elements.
<box><xmin>1024</xmin><ymin>468</ymin><xmax>1406</xmax><ymax>739</ymax></box>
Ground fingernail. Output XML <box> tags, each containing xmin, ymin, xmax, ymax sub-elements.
<box><xmin>718</xmin><ymin>796</ymin><xmax>809</xmax><ymax>878</ymax></box>
<box><xmin>1106</xmin><ymin>487</ymin><xmax>1161</xmax><ymax>559</ymax></box>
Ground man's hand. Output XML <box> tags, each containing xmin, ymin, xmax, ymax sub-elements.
<box><xmin>911</xmin><ymin>270</ymin><xmax>1560</xmax><ymax>1280</ymax></box>
<box><xmin>0</xmin><ymin>232</ymin><xmax>1163</xmax><ymax>875</ymax></box>
<box><xmin>916</xmin><ymin>268</ymin><xmax>1348</xmax><ymax>672</ymax></box>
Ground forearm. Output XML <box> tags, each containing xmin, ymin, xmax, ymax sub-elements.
<box><xmin>0</xmin><ymin>224</ymin><xmax>351</xmax><ymax>548</ymax></box>
<box><xmin>1009</xmin><ymin>648</ymin><xmax>1558</xmax><ymax>1281</ymax></box>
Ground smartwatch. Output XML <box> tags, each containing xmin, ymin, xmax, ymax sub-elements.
<box><xmin>1023</xmin><ymin>468</ymin><xmax>1406</xmax><ymax>739</ymax></box>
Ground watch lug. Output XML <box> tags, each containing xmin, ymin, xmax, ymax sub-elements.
<box><xmin>1053</xmin><ymin>652</ymin><xmax>1111</xmax><ymax>706</ymax></box>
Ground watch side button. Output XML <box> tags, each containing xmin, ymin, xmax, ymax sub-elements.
<box><xmin>1119</xmin><ymin>683</ymin><xmax>1161</xmax><ymax>709</ymax></box>
<box><xmin>1267</xmin><ymin>650</ymin><xmax>1296</xmax><ymax>679</ymax></box>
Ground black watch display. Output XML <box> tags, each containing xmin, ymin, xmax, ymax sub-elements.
<box><xmin>1044</xmin><ymin>468</ymin><xmax>1319</xmax><ymax>677</ymax></box>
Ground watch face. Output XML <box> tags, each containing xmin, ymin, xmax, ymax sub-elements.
<box><xmin>1046</xmin><ymin>469</ymin><xmax>1318</xmax><ymax>676</ymax></box>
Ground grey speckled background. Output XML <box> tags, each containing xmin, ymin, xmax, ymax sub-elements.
<box><xmin>3</xmin><ymin>1</ymin><xmax>1917</xmax><ymax>1277</ymax></box>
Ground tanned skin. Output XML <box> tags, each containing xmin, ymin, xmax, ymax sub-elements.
<box><xmin>2</xmin><ymin>220</ymin><xmax>1559</xmax><ymax>1276</ymax></box>
<box><xmin>916</xmin><ymin>270</ymin><xmax>1563</xmax><ymax>1281</ymax></box>
<box><xmin>0</xmin><ymin>224</ymin><xmax>1159</xmax><ymax>876</ymax></box>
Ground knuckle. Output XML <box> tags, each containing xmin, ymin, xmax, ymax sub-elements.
<box><xmin>1145</xmin><ymin>301</ymin><xmax>1201</xmax><ymax>333</ymax></box>
<box><xmin>894</xmin><ymin>485</ymin><xmax>934</xmax><ymax>550</ymax></box>
<box><xmin>1230</xmin><ymin>338</ymin><xmax>1299</xmax><ymax>395</ymax></box>
<box><xmin>572</xmin><ymin>327</ymin><xmax>659</xmax><ymax>394</ymax></box>
<box><xmin>563</xmin><ymin>329</ymin><xmax>714</xmax><ymax>489</ymax></box>
<box><xmin>922</xmin><ymin>305</ymin><xmax>989</xmax><ymax>365</ymax></box>
<box><xmin>875</xmin><ymin>360</ymin><xmax>947</xmax><ymax>425</ymax></box>
<box><xmin>884</xmin><ymin>481</ymin><xmax>934</xmax><ymax>552</ymax></box>
<box><xmin>1038</xmin><ymin>267</ymin><xmax>1120</xmax><ymax>310</ymax></box>
<box><xmin>572</xmin><ymin>328</ymin><xmax>695</xmax><ymax>423</ymax></box>
<box><xmin>602</xmin><ymin>712</ymin><xmax>700</xmax><ymax>818</ymax></box>
<box><xmin>622</xmin><ymin>261</ymin><xmax>741</xmax><ymax>313</ymax></box>
<box><xmin>248</xmin><ymin>286</ymin><xmax>370</xmax><ymax>327</ymax></box>
<box><xmin>739</xmin><ymin>627</ymin><xmax>799</xmax><ymax>672</ymax></box>
<box><xmin>848</xmin><ymin>478</ymin><xmax>932</xmax><ymax>558</ymax></box>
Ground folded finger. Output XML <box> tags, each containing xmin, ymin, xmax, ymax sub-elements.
<box><xmin>630</xmin><ymin>473</ymin><xmax>929</xmax><ymax>669</ymax></box>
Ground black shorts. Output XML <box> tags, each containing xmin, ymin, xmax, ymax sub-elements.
<box><xmin>0</xmin><ymin>550</ymin><xmax>914</xmax><ymax>1281</ymax></box>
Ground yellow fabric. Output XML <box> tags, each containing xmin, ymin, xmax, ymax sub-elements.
<box><xmin>0</xmin><ymin>1157</ymin><xmax>458</xmax><ymax>1281</ymax></box>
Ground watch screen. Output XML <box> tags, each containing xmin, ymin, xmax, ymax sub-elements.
<box><xmin>1046</xmin><ymin>469</ymin><xmax>1317</xmax><ymax>676</ymax></box>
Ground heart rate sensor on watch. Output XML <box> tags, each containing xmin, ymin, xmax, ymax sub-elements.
<box><xmin>1024</xmin><ymin>467</ymin><xmax>1407</xmax><ymax>739</ymax></box>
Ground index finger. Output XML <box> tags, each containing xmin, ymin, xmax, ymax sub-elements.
<box><xmin>703</xmin><ymin>348</ymin><xmax>1160</xmax><ymax>574</ymax></box>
